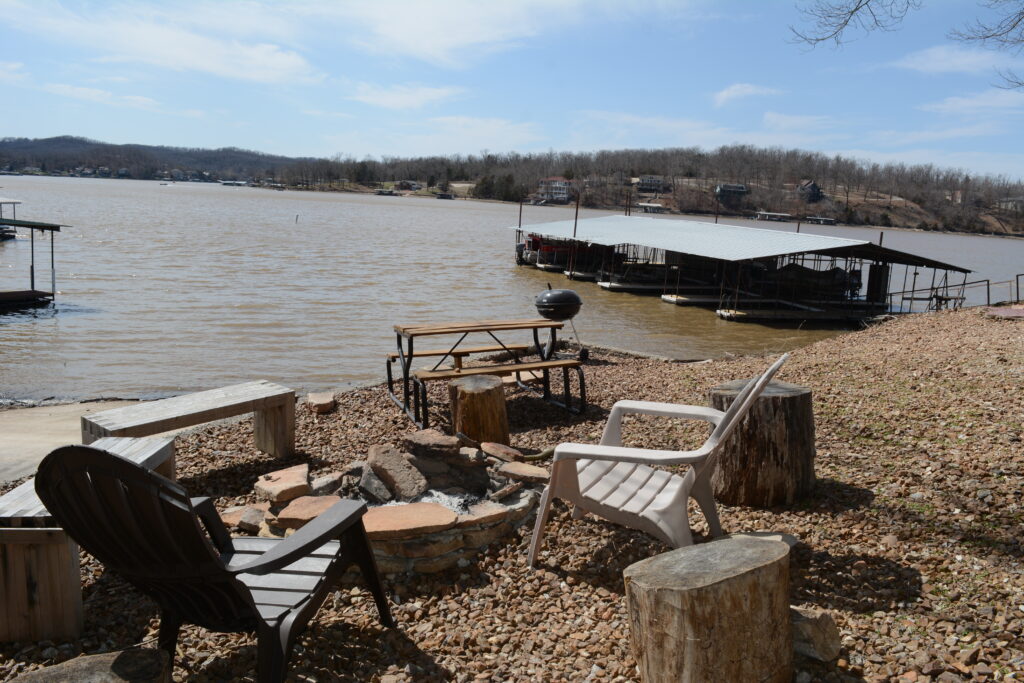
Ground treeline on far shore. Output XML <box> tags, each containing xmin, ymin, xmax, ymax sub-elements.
<box><xmin>3</xmin><ymin>136</ymin><xmax>1023</xmax><ymax>236</ymax></box>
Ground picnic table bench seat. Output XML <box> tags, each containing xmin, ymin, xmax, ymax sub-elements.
<box><xmin>80</xmin><ymin>380</ymin><xmax>295</xmax><ymax>458</ymax></box>
<box><xmin>410</xmin><ymin>358</ymin><xmax>586</xmax><ymax>429</ymax></box>
<box><xmin>0</xmin><ymin>436</ymin><xmax>175</xmax><ymax>642</ymax></box>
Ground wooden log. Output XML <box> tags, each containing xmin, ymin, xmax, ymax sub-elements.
<box><xmin>623</xmin><ymin>534</ymin><xmax>793</xmax><ymax>682</ymax></box>
<box><xmin>448</xmin><ymin>375</ymin><xmax>510</xmax><ymax>446</ymax></box>
<box><xmin>709</xmin><ymin>379</ymin><xmax>816</xmax><ymax>507</ymax></box>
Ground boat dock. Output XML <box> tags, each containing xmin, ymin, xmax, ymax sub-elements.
<box><xmin>0</xmin><ymin>199</ymin><xmax>65</xmax><ymax>311</ymax></box>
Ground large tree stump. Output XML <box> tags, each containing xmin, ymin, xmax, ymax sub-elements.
<box><xmin>624</xmin><ymin>534</ymin><xmax>793</xmax><ymax>683</ymax></box>
<box><xmin>710</xmin><ymin>379</ymin><xmax>816</xmax><ymax>507</ymax></box>
<box><xmin>448</xmin><ymin>375</ymin><xmax>510</xmax><ymax>445</ymax></box>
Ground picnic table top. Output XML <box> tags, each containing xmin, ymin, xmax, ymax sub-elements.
<box><xmin>394</xmin><ymin>318</ymin><xmax>562</xmax><ymax>338</ymax></box>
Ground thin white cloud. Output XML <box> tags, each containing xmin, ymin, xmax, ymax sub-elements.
<box><xmin>349</xmin><ymin>83</ymin><xmax>464</xmax><ymax>109</ymax></box>
<box><xmin>713</xmin><ymin>83</ymin><xmax>783</xmax><ymax>107</ymax></box>
<box><xmin>42</xmin><ymin>83</ymin><xmax>159</xmax><ymax>109</ymax></box>
<box><xmin>0</xmin><ymin>61</ymin><xmax>28</xmax><ymax>83</ymax></box>
<box><xmin>323</xmin><ymin>115</ymin><xmax>541</xmax><ymax>156</ymax></box>
<box><xmin>3</xmin><ymin>1</ymin><xmax>320</xmax><ymax>84</ymax></box>
<box><xmin>762</xmin><ymin>112</ymin><xmax>833</xmax><ymax>131</ymax></box>
<box><xmin>303</xmin><ymin>109</ymin><xmax>354</xmax><ymax>119</ymax></box>
<box><xmin>893</xmin><ymin>45</ymin><xmax>1020</xmax><ymax>75</ymax></box>
<box><xmin>308</xmin><ymin>0</ymin><xmax>601</xmax><ymax>67</ymax></box>
<box><xmin>921</xmin><ymin>89</ymin><xmax>1024</xmax><ymax>115</ymax></box>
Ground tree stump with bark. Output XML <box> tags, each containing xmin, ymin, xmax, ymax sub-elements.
<box><xmin>709</xmin><ymin>378</ymin><xmax>816</xmax><ymax>507</ymax></box>
<box><xmin>448</xmin><ymin>375</ymin><xmax>510</xmax><ymax>445</ymax></box>
<box><xmin>624</xmin><ymin>534</ymin><xmax>793</xmax><ymax>683</ymax></box>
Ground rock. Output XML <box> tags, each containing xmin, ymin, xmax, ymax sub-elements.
<box><xmin>258</xmin><ymin>520</ymin><xmax>287</xmax><ymax>538</ymax></box>
<box><xmin>480</xmin><ymin>442</ymin><xmax>523</xmax><ymax>462</ymax></box>
<box><xmin>254</xmin><ymin>463</ymin><xmax>310</xmax><ymax>503</ymax></box>
<box><xmin>359</xmin><ymin>467</ymin><xmax>393</xmax><ymax>504</ymax></box>
<box><xmin>342</xmin><ymin>460</ymin><xmax>366</xmax><ymax>478</ymax></box>
<box><xmin>403</xmin><ymin>429</ymin><xmax>460</xmax><ymax>459</ymax></box>
<box><xmin>404</xmin><ymin>453</ymin><xmax>450</xmax><ymax>476</ymax></box>
<box><xmin>238</xmin><ymin>505</ymin><xmax>269</xmax><ymax>533</ymax></box>
<box><xmin>219</xmin><ymin>505</ymin><xmax>247</xmax><ymax>529</ymax></box>
<box><xmin>368</xmin><ymin>445</ymin><xmax>428</xmax><ymax>501</ymax></box>
<box><xmin>452</xmin><ymin>447</ymin><xmax>488</xmax><ymax>467</ymax></box>
<box><xmin>276</xmin><ymin>495</ymin><xmax>342</xmax><ymax>529</ymax></box>
<box><xmin>363</xmin><ymin>502</ymin><xmax>458</xmax><ymax>540</ymax></box>
<box><xmin>311</xmin><ymin>471</ymin><xmax>344</xmax><ymax>495</ymax></box>
<box><xmin>14</xmin><ymin>648</ymin><xmax>171</xmax><ymax>682</ymax></box>
<box><xmin>306</xmin><ymin>391</ymin><xmax>336</xmax><ymax>414</ymax></box>
<box><xmin>791</xmin><ymin>606</ymin><xmax>842</xmax><ymax>662</ymax></box>
<box><xmin>456</xmin><ymin>500</ymin><xmax>512</xmax><ymax>527</ymax></box>
<box><xmin>498</xmin><ymin>461</ymin><xmax>550</xmax><ymax>484</ymax></box>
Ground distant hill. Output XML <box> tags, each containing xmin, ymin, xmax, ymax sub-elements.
<box><xmin>0</xmin><ymin>136</ymin><xmax>305</xmax><ymax>180</ymax></box>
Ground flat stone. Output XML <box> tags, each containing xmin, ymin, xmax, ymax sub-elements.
<box><xmin>412</xmin><ymin>549</ymin><xmax>474</xmax><ymax>573</ymax></box>
<box><xmin>481</xmin><ymin>442</ymin><xmax>523</xmax><ymax>462</ymax></box>
<box><xmin>498</xmin><ymin>461</ymin><xmax>550</xmax><ymax>484</ymax></box>
<box><xmin>306</xmin><ymin>391</ymin><xmax>336</xmax><ymax>414</ymax></box>
<box><xmin>452</xmin><ymin>447</ymin><xmax>488</xmax><ymax>467</ymax></box>
<box><xmin>403</xmin><ymin>429</ymin><xmax>460</xmax><ymax>459</ymax></box>
<box><xmin>239</xmin><ymin>504</ymin><xmax>270</xmax><ymax>533</ymax></box>
<box><xmin>276</xmin><ymin>495</ymin><xmax>342</xmax><ymax>529</ymax></box>
<box><xmin>359</xmin><ymin>467</ymin><xmax>393</xmax><ymax>504</ymax></box>
<box><xmin>457</xmin><ymin>500</ymin><xmax>512</xmax><ymax>528</ymax></box>
<box><xmin>342</xmin><ymin>460</ymin><xmax>366</xmax><ymax>478</ymax></box>
<box><xmin>404</xmin><ymin>453</ymin><xmax>451</xmax><ymax>476</ymax></box>
<box><xmin>791</xmin><ymin>606</ymin><xmax>841</xmax><ymax>662</ymax></box>
<box><xmin>258</xmin><ymin>520</ymin><xmax>287</xmax><ymax>538</ymax></box>
<box><xmin>254</xmin><ymin>463</ymin><xmax>310</xmax><ymax>503</ymax></box>
<box><xmin>220</xmin><ymin>505</ymin><xmax>247</xmax><ymax>529</ymax></box>
<box><xmin>311</xmin><ymin>471</ymin><xmax>344</xmax><ymax>495</ymax></box>
<box><xmin>462</xmin><ymin>521</ymin><xmax>512</xmax><ymax>548</ymax></box>
<box><xmin>363</xmin><ymin>502</ymin><xmax>458</xmax><ymax>540</ymax></box>
<box><xmin>15</xmin><ymin>648</ymin><xmax>171</xmax><ymax>682</ymax></box>
<box><xmin>369</xmin><ymin>444</ymin><xmax>428</xmax><ymax>501</ymax></box>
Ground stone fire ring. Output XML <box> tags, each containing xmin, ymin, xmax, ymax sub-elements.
<box><xmin>362</xmin><ymin>491</ymin><xmax>537</xmax><ymax>574</ymax></box>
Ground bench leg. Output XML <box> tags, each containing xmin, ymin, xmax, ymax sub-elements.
<box><xmin>254</xmin><ymin>397</ymin><xmax>295</xmax><ymax>458</ymax></box>
<box><xmin>0</xmin><ymin>529</ymin><xmax>83</xmax><ymax>642</ymax></box>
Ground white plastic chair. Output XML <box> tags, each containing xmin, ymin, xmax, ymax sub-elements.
<box><xmin>527</xmin><ymin>353</ymin><xmax>789</xmax><ymax>567</ymax></box>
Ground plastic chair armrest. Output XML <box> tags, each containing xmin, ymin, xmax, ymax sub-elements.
<box><xmin>553</xmin><ymin>442</ymin><xmax>711</xmax><ymax>465</ymax></box>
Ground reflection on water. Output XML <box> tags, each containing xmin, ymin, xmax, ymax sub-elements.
<box><xmin>1</xmin><ymin>176</ymin><xmax>1021</xmax><ymax>401</ymax></box>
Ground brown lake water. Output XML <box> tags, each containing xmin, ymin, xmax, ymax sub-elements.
<box><xmin>1</xmin><ymin>176</ymin><xmax>1021</xmax><ymax>402</ymax></box>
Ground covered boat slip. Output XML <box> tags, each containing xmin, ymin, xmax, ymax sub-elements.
<box><xmin>513</xmin><ymin>215</ymin><xmax>970</xmax><ymax>323</ymax></box>
<box><xmin>0</xmin><ymin>213</ymin><xmax>64</xmax><ymax>310</ymax></box>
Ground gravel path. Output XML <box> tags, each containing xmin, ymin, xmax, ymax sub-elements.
<box><xmin>2</xmin><ymin>307</ymin><xmax>1021</xmax><ymax>682</ymax></box>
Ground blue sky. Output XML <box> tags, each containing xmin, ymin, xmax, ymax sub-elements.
<box><xmin>2</xmin><ymin>0</ymin><xmax>1023</xmax><ymax>179</ymax></box>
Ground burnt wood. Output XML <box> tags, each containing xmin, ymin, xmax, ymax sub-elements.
<box><xmin>34</xmin><ymin>445</ymin><xmax>394</xmax><ymax>683</ymax></box>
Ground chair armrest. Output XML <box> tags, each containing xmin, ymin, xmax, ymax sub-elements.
<box><xmin>225</xmin><ymin>499</ymin><xmax>367</xmax><ymax>576</ymax></box>
<box><xmin>600</xmin><ymin>401</ymin><xmax>726</xmax><ymax>446</ymax></box>
<box><xmin>191</xmin><ymin>496</ymin><xmax>234</xmax><ymax>553</ymax></box>
<box><xmin>553</xmin><ymin>442</ymin><xmax>711</xmax><ymax>465</ymax></box>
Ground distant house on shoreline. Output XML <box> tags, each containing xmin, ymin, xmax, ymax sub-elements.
<box><xmin>536</xmin><ymin>176</ymin><xmax>572</xmax><ymax>204</ymax></box>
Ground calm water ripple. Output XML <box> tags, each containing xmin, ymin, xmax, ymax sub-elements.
<box><xmin>1</xmin><ymin>176</ymin><xmax>1021</xmax><ymax>401</ymax></box>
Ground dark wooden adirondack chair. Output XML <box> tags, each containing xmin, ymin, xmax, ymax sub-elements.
<box><xmin>35</xmin><ymin>445</ymin><xmax>395</xmax><ymax>682</ymax></box>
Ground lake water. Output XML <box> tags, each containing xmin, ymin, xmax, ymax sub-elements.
<box><xmin>2</xmin><ymin>176</ymin><xmax>1021</xmax><ymax>402</ymax></box>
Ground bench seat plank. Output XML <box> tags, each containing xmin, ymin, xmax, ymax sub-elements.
<box><xmin>395</xmin><ymin>319</ymin><xmax>562</xmax><ymax>337</ymax></box>
<box><xmin>414</xmin><ymin>358</ymin><xmax>580</xmax><ymax>382</ymax></box>
<box><xmin>385</xmin><ymin>343</ymin><xmax>530</xmax><ymax>360</ymax></box>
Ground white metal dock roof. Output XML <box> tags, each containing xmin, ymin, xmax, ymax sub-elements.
<box><xmin>513</xmin><ymin>215</ymin><xmax>869</xmax><ymax>262</ymax></box>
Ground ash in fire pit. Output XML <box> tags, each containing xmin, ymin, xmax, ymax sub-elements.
<box><xmin>223</xmin><ymin>430</ymin><xmax>548</xmax><ymax>574</ymax></box>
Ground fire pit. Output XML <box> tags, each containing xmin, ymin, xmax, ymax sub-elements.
<box><xmin>223</xmin><ymin>430</ymin><xmax>546</xmax><ymax>574</ymax></box>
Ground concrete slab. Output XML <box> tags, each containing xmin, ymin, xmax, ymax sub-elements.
<box><xmin>0</xmin><ymin>401</ymin><xmax>135</xmax><ymax>483</ymax></box>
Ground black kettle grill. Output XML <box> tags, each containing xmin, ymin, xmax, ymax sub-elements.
<box><xmin>534</xmin><ymin>286</ymin><xmax>588</xmax><ymax>360</ymax></box>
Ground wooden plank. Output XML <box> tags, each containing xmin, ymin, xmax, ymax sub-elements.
<box><xmin>0</xmin><ymin>527</ymin><xmax>67</xmax><ymax>543</ymax></box>
<box><xmin>414</xmin><ymin>358</ymin><xmax>580</xmax><ymax>382</ymax></box>
<box><xmin>395</xmin><ymin>319</ymin><xmax>562</xmax><ymax>337</ymax></box>
<box><xmin>385</xmin><ymin>343</ymin><xmax>530</xmax><ymax>360</ymax></box>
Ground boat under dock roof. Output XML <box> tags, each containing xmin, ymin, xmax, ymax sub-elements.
<box><xmin>513</xmin><ymin>215</ymin><xmax>968</xmax><ymax>273</ymax></box>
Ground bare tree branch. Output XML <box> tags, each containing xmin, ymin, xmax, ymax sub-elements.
<box><xmin>790</xmin><ymin>0</ymin><xmax>921</xmax><ymax>46</ymax></box>
<box><xmin>949</xmin><ymin>1</ymin><xmax>1024</xmax><ymax>53</ymax></box>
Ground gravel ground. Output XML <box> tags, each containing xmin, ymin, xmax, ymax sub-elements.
<box><xmin>2</xmin><ymin>307</ymin><xmax>1022</xmax><ymax>682</ymax></box>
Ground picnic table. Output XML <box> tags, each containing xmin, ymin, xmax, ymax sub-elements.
<box><xmin>386</xmin><ymin>318</ymin><xmax>585</xmax><ymax>428</ymax></box>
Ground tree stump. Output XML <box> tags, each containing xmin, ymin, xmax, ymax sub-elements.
<box><xmin>710</xmin><ymin>379</ymin><xmax>816</xmax><ymax>507</ymax></box>
<box><xmin>624</xmin><ymin>534</ymin><xmax>792</xmax><ymax>683</ymax></box>
<box><xmin>448</xmin><ymin>375</ymin><xmax>510</xmax><ymax>445</ymax></box>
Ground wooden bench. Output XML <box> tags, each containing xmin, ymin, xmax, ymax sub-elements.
<box><xmin>385</xmin><ymin>343</ymin><xmax>531</xmax><ymax>397</ymax></box>
<box><xmin>81</xmin><ymin>380</ymin><xmax>295</xmax><ymax>458</ymax></box>
<box><xmin>410</xmin><ymin>358</ymin><xmax>586</xmax><ymax>429</ymax></box>
<box><xmin>0</xmin><ymin>436</ymin><xmax>175</xmax><ymax>642</ymax></box>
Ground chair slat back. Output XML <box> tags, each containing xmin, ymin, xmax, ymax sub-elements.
<box><xmin>35</xmin><ymin>445</ymin><xmax>256</xmax><ymax>631</ymax></box>
<box><xmin>707</xmin><ymin>353</ymin><xmax>789</xmax><ymax>450</ymax></box>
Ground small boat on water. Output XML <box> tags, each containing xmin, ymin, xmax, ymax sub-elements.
<box><xmin>437</xmin><ymin>192</ymin><xmax>455</xmax><ymax>200</ymax></box>
<box><xmin>0</xmin><ymin>198</ymin><xmax>20</xmax><ymax>241</ymax></box>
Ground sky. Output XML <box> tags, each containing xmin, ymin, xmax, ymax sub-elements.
<box><xmin>2</xmin><ymin>0</ymin><xmax>1023</xmax><ymax>180</ymax></box>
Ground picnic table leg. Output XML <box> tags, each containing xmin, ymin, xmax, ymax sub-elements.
<box><xmin>533</xmin><ymin>328</ymin><xmax>558</xmax><ymax>361</ymax></box>
<box><xmin>254</xmin><ymin>396</ymin><xmax>295</xmax><ymax>458</ymax></box>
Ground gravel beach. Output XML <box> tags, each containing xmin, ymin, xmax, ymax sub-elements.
<box><xmin>2</xmin><ymin>307</ymin><xmax>1022</xmax><ymax>682</ymax></box>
